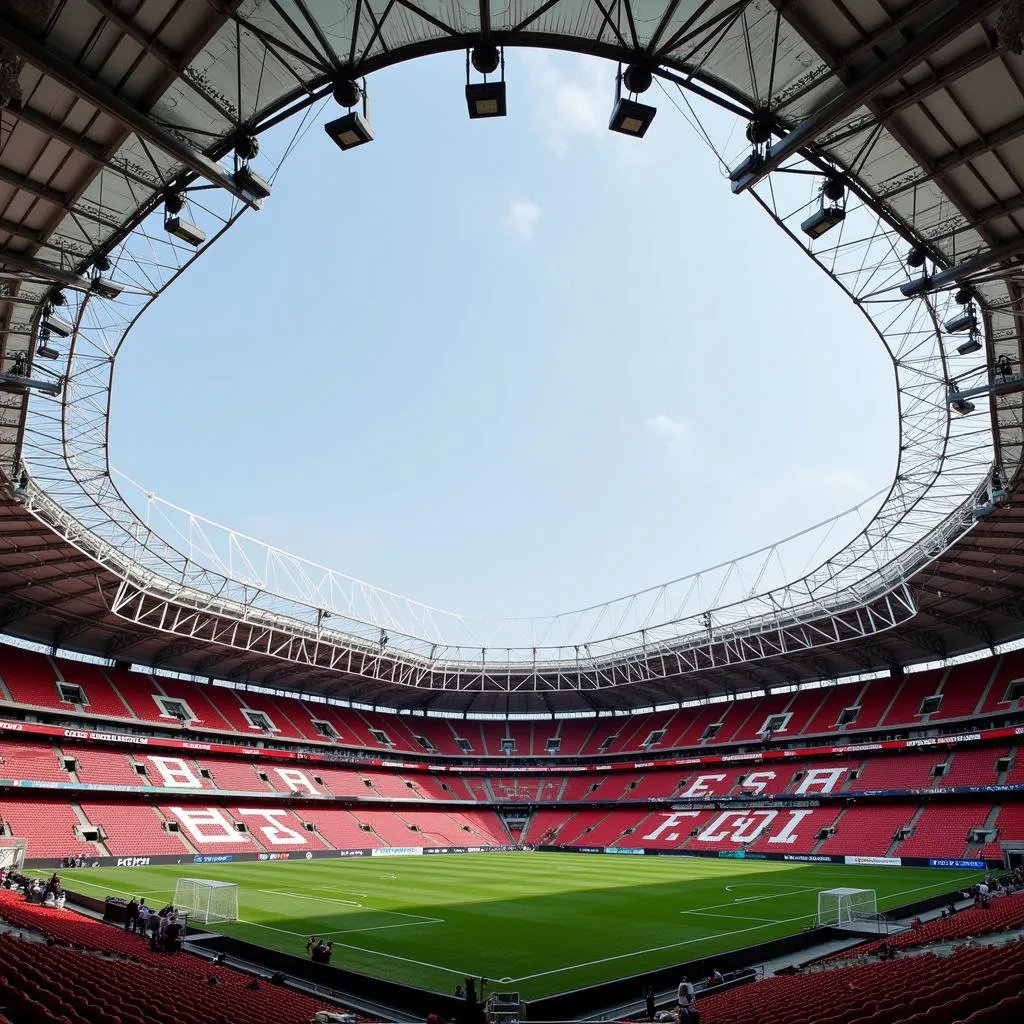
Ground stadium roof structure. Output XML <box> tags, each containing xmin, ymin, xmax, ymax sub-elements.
<box><xmin>2</xmin><ymin>0</ymin><xmax>1024</xmax><ymax>714</ymax></box>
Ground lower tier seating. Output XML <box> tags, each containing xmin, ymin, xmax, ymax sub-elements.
<box><xmin>699</xmin><ymin>939</ymin><xmax>1024</xmax><ymax>1024</ymax></box>
<box><xmin>0</xmin><ymin>891</ymin><xmax>343</xmax><ymax>1024</ymax></box>
<box><xmin>832</xmin><ymin>890</ymin><xmax>1024</xmax><ymax>959</ymax></box>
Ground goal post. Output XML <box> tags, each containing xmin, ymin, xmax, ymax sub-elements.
<box><xmin>817</xmin><ymin>887</ymin><xmax>878</xmax><ymax>926</ymax></box>
<box><xmin>172</xmin><ymin>878</ymin><xmax>239</xmax><ymax>925</ymax></box>
<box><xmin>0</xmin><ymin>838</ymin><xmax>27</xmax><ymax>872</ymax></box>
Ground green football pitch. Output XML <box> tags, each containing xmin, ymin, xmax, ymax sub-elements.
<box><xmin>39</xmin><ymin>853</ymin><xmax>984</xmax><ymax>998</ymax></box>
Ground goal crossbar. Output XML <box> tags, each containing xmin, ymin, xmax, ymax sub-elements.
<box><xmin>172</xmin><ymin>878</ymin><xmax>238</xmax><ymax>925</ymax></box>
<box><xmin>817</xmin><ymin>887</ymin><xmax>878</xmax><ymax>927</ymax></box>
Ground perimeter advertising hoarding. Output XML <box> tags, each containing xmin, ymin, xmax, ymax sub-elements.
<box><xmin>844</xmin><ymin>855</ymin><xmax>902</xmax><ymax>867</ymax></box>
<box><xmin>604</xmin><ymin>847</ymin><xmax>645</xmax><ymax>855</ymax></box>
<box><xmin>370</xmin><ymin>847</ymin><xmax>424</xmax><ymax>857</ymax></box>
<box><xmin>928</xmin><ymin>858</ymin><xmax>987</xmax><ymax>870</ymax></box>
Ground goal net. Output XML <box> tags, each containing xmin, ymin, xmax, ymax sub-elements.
<box><xmin>817</xmin><ymin>888</ymin><xmax>878</xmax><ymax>926</ymax></box>
<box><xmin>173</xmin><ymin>878</ymin><xmax>239</xmax><ymax>925</ymax></box>
<box><xmin>0</xmin><ymin>838</ymin><xmax>26</xmax><ymax>871</ymax></box>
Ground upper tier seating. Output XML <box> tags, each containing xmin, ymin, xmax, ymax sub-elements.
<box><xmin>0</xmin><ymin>740</ymin><xmax>69</xmax><ymax>782</ymax></box>
<box><xmin>4</xmin><ymin>640</ymin><xmax>1024</xmax><ymax>756</ymax></box>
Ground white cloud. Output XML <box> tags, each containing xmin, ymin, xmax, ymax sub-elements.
<box><xmin>646</xmin><ymin>414</ymin><xmax>689</xmax><ymax>447</ymax></box>
<box><xmin>505</xmin><ymin>199</ymin><xmax>540</xmax><ymax>241</ymax></box>
<box><xmin>522</xmin><ymin>51</ymin><xmax>607</xmax><ymax>155</ymax></box>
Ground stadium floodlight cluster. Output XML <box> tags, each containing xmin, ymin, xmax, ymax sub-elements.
<box><xmin>172</xmin><ymin>878</ymin><xmax>239</xmax><ymax>925</ymax></box>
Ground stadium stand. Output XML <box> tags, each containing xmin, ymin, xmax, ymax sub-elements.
<box><xmin>0</xmin><ymin>890</ymin><xmax>341</xmax><ymax>1024</ymax></box>
<box><xmin>699</xmin><ymin>941</ymin><xmax>1024</xmax><ymax>1024</ymax></box>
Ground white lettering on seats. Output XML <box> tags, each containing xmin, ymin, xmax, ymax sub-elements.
<box><xmin>794</xmin><ymin>767</ymin><xmax>849</xmax><ymax>795</ymax></box>
<box><xmin>273</xmin><ymin>768</ymin><xmax>319</xmax><ymax>795</ymax></box>
<box><xmin>147</xmin><ymin>756</ymin><xmax>202</xmax><ymax>789</ymax></box>
<box><xmin>679</xmin><ymin>774</ymin><xmax>727</xmax><ymax>798</ymax></box>
<box><xmin>738</xmin><ymin>771</ymin><xmax>776</xmax><ymax>795</ymax></box>
<box><xmin>236</xmin><ymin>809</ymin><xmax>307</xmax><ymax>846</ymax></box>
<box><xmin>169</xmin><ymin>807</ymin><xmax>247</xmax><ymax>844</ymax></box>
<box><xmin>697</xmin><ymin>810</ymin><xmax>777</xmax><ymax>844</ymax></box>
<box><xmin>768</xmin><ymin>808</ymin><xmax>815</xmax><ymax>844</ymax></box>
<box><xmin>642</xmin><ymin>812</ymin><xmax>699</xmax><ymax>842</ymax></box>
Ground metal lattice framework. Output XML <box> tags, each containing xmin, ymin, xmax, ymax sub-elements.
<box><xmin>2</xmin><ymin>0</ymin><xmax>1022</xmax><ymax>703</ymax></box>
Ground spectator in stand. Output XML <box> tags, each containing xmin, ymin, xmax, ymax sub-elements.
<box><xmin>124</xmin><ymin>897</ymin><xmax>139</xmax><ymax>933</ymax></box>
<box><xmin>457</xmin><ymin>977</ymin><xmax>487</xmax><ymax>1024</ymax></box>
<box><xmin>678</xmin><ymin>976</ymin><xmax>696</xmax><ymax>1019</ymax></box>
<box><xmin>910</xmin><ymin>917</ymin><xmax>922</xmax><ymax>931</ymax></box>
<box><xmin>644</xmin><ymin>984</ymin><xmax>656</xmax><ymax>1020</ymax></box>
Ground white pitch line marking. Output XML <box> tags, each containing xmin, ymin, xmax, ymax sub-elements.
<box><xmin>314</xmin><ymin>887</ymin><xmax>368</xmax><ymax>898</ymax></box>
<box><xmin>515</xmin><ymin>873</ymin><xmax>987</xmax><ymax>985</ymax></box>
<box><xmin>255</xmin><ymin>889</ymin><xmax>439</xmax><ymax>924</ymax></box>
<box><xmin>235</xmin><ymin>920</ymin><xmax>470</xmax><ymax>977</ymax></box>
<box><xmin>681</xmin><ymin>910</ymin><xmax>780</xmax><ymax>923</ymax></box>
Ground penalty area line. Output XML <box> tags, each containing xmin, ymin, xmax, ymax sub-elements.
<box><xmin>255</xmin><ymin>889</ymin><xmax>437</xmax><ymax>923</ymax></box>
<box><xmin>506</xmin><ymin>912</ymin><xmax>815</xmax><ymax>983</ymax></box>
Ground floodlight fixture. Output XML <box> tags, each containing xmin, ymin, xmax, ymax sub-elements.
<box><xmin>165</xmin><ymin>215</ymin><xmax>205</xmax><ymax>247</ymax></box>
<box><xmin>91</xmin><ymin>274</ymin><xmax>122</xmax><ymax>300</ymax></box>
<box><xmin>943</xmin><ymin>305</ymin><xmax>977</xmax><ymax>334</ymax></box>
<box><xmin>801</xmin><ymin>191</ymin><xmax>846</xmax><ymax>239</ymax></box>
<box><xmin>901</xmin><ymin>275</ymin><xmax>931</xmax><ymax>298</ymax></box>
<box><xmin>466</xmin><ymin>46</ymin><xmax>507</xmax><ymax>119</ymax></box>
<box><xmin>956</xmin><ymin>329</ymin><xmax>982</xmax><ymax>356</ymax></box>
<box><xmin>11</xmin><ymin>470</ymin><xmax>29</xmax><ymax>504</ymax></box>
<box><xmin>466</xmin><ymin>80</ymin><xmax>506</xmax><ymax>118</ymax></box>
<box><xmin>906</xmin><ymin>249</ymin><xmax>927</xmax><ymax>268</ymax></box>
<box><xmin>948</xmin><ymin>385</ymin><xmax>975</xmax><ymax>415</ymax></box>
<box><xmin>234</xmin><ymin>135</ymin><xmax>260</xmax><ymax>162</ymax></box>
<box><xmin>325</xmin><ymin>77</ymin><xmax>374</xmax><ymax>150</ymax></box>
<box><xmin>36</xmin><ymin>340</ymin><xmax>60</xmax><ymax>360</ymax></box>
<box><xmin>0</xmin><ymin>371</ymin><xmax>61</xmax><ymax>396</ymax></box>
<box><xmin>233</xmin><ymin>163</ymin><xmax>271</xmax><ymax>201</ymax></box>
<box><xmin>42</xmin><ymin>312</ymin><xmax>72</xmax><ymax>338</ymax></box>
<box><xmin>609</xmin><ymin>63</ymin><xmax>656</xmax><ymax>138</ymax></box>
<box><xmin>990</xmin><ymin>468</ymin><xmax>1007</xmax><ymax>505</ymax></box>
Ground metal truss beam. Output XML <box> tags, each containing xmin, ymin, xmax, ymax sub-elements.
<box><xmin>733</xmin><ymin>0</ymin><xmax>1001</xmax><ymax>192</ymax></box>
<box><xmin>0</xmin><ymin>11</ymin><xmax>253</xmax><ymax>205</ymax></box>
<box><xmin>105</xmin><ymin>577</ymin><xmax>920</xmax><ymax>692</ymax></box>
<box><xmin>8</xmin><ymin>102</ymin><xmax>160</xmax><ymax>194</ymax></box>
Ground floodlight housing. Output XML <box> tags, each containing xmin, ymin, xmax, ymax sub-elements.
<box><xmin>325</xmin><ymin>111</ymin><xmax>374</xmax><ymax>150</ymax></box>
<box><xmin>943</xmin><ymin>308</ymin><xmax>976</xmax><ymax>333</ymax></box>
<box><xmin>956</xmin><ymin>333</ymin><xmax>982</xmax><ymax>356</ymax></box>
<box><xmin>466</xmin><ymin>81</ymin><xmax>506</xmax><ymax>119</ymax></box>
<box><xmin>950</xmin><ymin>397</ymin><xmax>975</xmax><ymax>415</ymax></box>
<box><xmin>609</xmin><ymin>96</ymin><xmax>656</xmax><ymax>137</ymax></box>
<box><xmin>0</xmin><ymin>371</ymin><xmax>61</xmax><ymax>396</ymax></box>
<box><xmin>165</xmin><ymin>215</ymin><xmax>206</xmax><ymax>247</ymax></box>
<box><xmin>234</xmin><ymin>164</ymin><xmax>271</xmax><ymax>201</ymax></box>
<box><xmin>801</xmin><ymin>204</ymin><xmax>845</xmax><ymax>239</ymax></box>
<box><xmin>42</xmin><ymin>314</ymin><xmax>72</xmax><ymax>338</ymax></box>
<box><xmin>36</xmin><ymin>342</ymin><xmax>60</xmax><ymax>360</ymax></box>
<box><xmin>901</xmin><ymin>275</ymin><xmax>931</xmax><ymax>298</ymax></box>
<box><xmin>906</xmin><ymin>249</ymin><xmax>927</xmax><ymax>268</ymax></box>
<box><xmin>729</xmin><ymin>150</ymin><xmax>762</xmax><ymax>184</ymax></box>
<box><xmin>91</xmin><ymin>276</ymin><xmax>122</xmax><ymax>300</ymax></box>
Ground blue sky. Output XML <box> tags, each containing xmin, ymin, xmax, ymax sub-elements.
<box><xmin>110</xmin><ymin>51</ymin><xmax>894</xmax><ymax>622</ymax></box>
